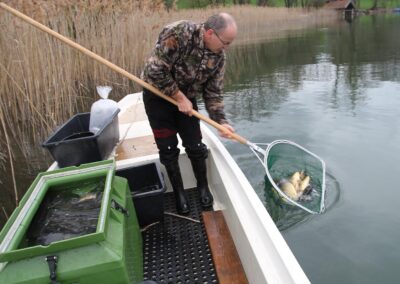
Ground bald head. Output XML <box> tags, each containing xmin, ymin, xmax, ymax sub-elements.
<box><xmin>203</xmin><ymin>12</ymin><xmax>237</xmax><ymax>53</ymax></box>
<box><xmin>204</xmin><ymin>13</ymin><xmax>237</xmax><ymax>34</ymax></box>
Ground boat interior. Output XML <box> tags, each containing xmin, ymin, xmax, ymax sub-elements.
<box><xmin>0</xmin><ymin>92</ymin><xmax>309</xmax><ymax>283</ymax></box>
<box><xmin>112</xmin><ymin>93</ymin><xmax>309</xmax><ymax>283</ymax></box>
<box><xmin>115</xmin><ymin>93</ymin><xmax>247</xmax><ymax>283</ymax></box>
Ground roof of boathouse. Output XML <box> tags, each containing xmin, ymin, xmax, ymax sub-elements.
<box><xmin>324</xmin><ymin>0</ymin><xmax>356</xmax><ymax>10</ymax></box>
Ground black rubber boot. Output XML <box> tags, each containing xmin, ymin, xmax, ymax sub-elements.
<box><xmin>165</xmin><ymin>161</ymin><xmax>190</xmax><ymax>214</ymax></box>
<box><xmin>190</xmin><ymin>158</ymin><xmax>213</xmax><ymax>208</ymax></box>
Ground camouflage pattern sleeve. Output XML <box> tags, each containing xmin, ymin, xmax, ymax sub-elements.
<box><xmin>203</xmin><ymin>56</ymin><xmax>228</xmax><ymax>124</ymax></box>
<box><xmin>142</xmin><ymin>25</ymin><xmax>181</xmax><ymax>97</ymax></box>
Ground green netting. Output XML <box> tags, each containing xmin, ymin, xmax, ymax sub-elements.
<box><xmin>264</xmin><ymin>175</ymin><xmax>311</xmax><ymax>230</ymax></box>
<box><xmin>263</xmin><ymin>140</ymin><xmax>326</xmax><ymax>214</ymax></box>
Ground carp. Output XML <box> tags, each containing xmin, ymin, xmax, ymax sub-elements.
<box><xmin>276</xmin><ymin>171</ymin><xmax>312</xmax><ymax>201</ymax></box>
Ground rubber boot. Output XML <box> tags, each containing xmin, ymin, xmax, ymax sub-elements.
<box><xmin>165</xmin><ymin>161</ymin><xmax>190</xmax><ymax>214</ymax></box>
<box><xmin>190</xmin><ymin>158</ymin><xmax>213</xmax><ymax>208</ymax></box>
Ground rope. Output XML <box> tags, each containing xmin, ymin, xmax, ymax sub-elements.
<box><xmin>164</xmin><ymin>212</ymin><xmax>201</xmax><ymax>223</ymax></box>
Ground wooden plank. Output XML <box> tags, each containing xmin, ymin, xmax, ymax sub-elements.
<box><xmin>202</xmin><ymin>211</ymin><xmax>248</xmax><ymax>284</ymax></box>
<box><xmin>116</xmin><ymin>135</ymin><xmax>158</xmax><ymax>161</ymax></box>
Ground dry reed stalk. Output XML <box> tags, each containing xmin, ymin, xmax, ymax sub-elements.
<box><xmin>2</xmin><ymin>206</ymin><xmax>9</xmax><ymax>220</ymax></box>
<box><xmin>0</xmin><ymin>62</ymin><xmax>52</xmax><ymax>132</ymax></box>
<box><xmin>0</xmin><ymin>150</ymin><xmax>6</xmax><ymax>163</ymax></box>
<box><xmin>0</xmin><ymin>108</ymin><xmax>19</xmax><ymax>206</ymax></box>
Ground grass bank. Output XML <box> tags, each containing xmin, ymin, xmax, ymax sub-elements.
<box><xmin>358</xmin><ymin>0</ymin><xmax>400</xmax><ymax>9</ymax></box>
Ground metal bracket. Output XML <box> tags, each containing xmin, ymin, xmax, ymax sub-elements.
<box><xmin>111</xmin><ymin>199</ymin><xmax>129</xmax><ymax>217</ymax></box>
<box><xmin>45</xmin><ymin>255</ymin><xmax>60</xmax><ymax>284</ymax></box>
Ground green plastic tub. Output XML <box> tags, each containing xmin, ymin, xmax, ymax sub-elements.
<box><xmin>0</xmin><ymin>160</ymin><xmax>143</xmax><ymax>284</ymax></box>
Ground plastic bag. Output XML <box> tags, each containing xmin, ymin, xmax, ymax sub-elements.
<box><xmin>89</xmin><ymin>86</ymin><xmax>120</xmax><ymax>134</ymax></box>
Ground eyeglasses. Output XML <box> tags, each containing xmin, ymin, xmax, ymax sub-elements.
<box><xmin>212</xmin><ymin>29</ymin><xmax>231</xmax><ymax>46</ymax></box>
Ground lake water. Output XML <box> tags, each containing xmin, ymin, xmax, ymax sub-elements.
<box><xmin>221</xmin><ymin>14</ymin><xmax>400</xmax><ymax>283</ymax></box>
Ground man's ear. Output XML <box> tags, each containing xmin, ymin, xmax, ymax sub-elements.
<box><xmin>204</xmin><ymin>28</ymin><xmax>213</xmax><ymax>37</ymax></box>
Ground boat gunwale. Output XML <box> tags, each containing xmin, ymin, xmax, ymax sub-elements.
<box><xmin>200</xmin><ymin>123</ymin><xmax>310</xmax><ymax>284</ymax></box>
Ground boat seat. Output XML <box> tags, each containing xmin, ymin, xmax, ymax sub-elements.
<box><xmin>202</xmin><ymin>211</ymin><xmax>248</xmax><ymax>284</ymax></box>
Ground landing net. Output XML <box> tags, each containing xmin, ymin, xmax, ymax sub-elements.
<box><xmin>252</xmin><ymin>140</ymin><xmax>326</xmax><ymax>214</ymax></box>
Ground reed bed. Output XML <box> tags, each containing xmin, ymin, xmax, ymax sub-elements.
<box><xmin>0</xmin><ymin>2</ymin><xmax>337</xmax><ymax>172</ymax></box>
<box><xmin>0</xmin><ymin>108</ymin><xmax>18</xmax><ymax>205</ymax></box>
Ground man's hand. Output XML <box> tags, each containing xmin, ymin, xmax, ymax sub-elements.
<box><xmin>218</xmin><ymin>123</ymin><xmax>235</xmax><ymax>139</ymax></box>
<box><xmin>172</xmin><ymin>90</ymin><xmax>193</xmax><ymax>116</ymax></box>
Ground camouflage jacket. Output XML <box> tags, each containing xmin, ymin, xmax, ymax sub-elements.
<box><xmin>141</xmin><ymin>20</ymin><xmax>227</xmax><ymax>124</ymax></box>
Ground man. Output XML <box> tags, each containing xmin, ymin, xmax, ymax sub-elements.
<box><xmin>141</xmin><ymin>13</ymin><xmax>237</xmax><ymax>214</ymax></box>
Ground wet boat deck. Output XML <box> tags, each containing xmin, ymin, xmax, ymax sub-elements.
<box><xmin>142</xmin><ymin>188</ymin><xmax>217</xmax><ymax>284</ymax></box>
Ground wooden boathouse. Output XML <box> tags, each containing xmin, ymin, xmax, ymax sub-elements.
<box><xmin>324</xmin><ymin>0</ymin><xmax>356</xmax><ymax>11</ymax></box>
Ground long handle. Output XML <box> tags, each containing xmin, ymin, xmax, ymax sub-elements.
<box><xmin>0</xmin><ymin>3</ymin><xmax>248</xmax><ymax>145</ymax></box>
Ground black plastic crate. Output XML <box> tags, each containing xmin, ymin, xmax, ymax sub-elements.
<box><xmin>116</xmin><ymin>163</ymin><xmax>166</xmax><ymax>227</ymax></box>
<box><xmin>42</xmin><ymin>111</ymin><xmax>120</xmax><ymax>168</ymax></box>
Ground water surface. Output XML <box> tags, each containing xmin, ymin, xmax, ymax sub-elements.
<box><xmin>221</xmin><ymin>14</ymin><xmax>400</xmax><ymax>283</ymax></box>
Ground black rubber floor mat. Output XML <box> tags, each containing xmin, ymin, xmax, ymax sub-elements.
<box><xmin>142</xmin><ymin>188</ymin><xmax>217</xmax><ymax>284</ymax></box>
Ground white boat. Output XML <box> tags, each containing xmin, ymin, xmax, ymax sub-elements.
<box><xmin>1</xmin><ymin>91</ymin><xmax>309</xmax><ymax>283</ymax></box>
<box><xmin>112</xmin><ymin>92</ymin><xmax>310</xmax><ymax>284</ymax></box>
